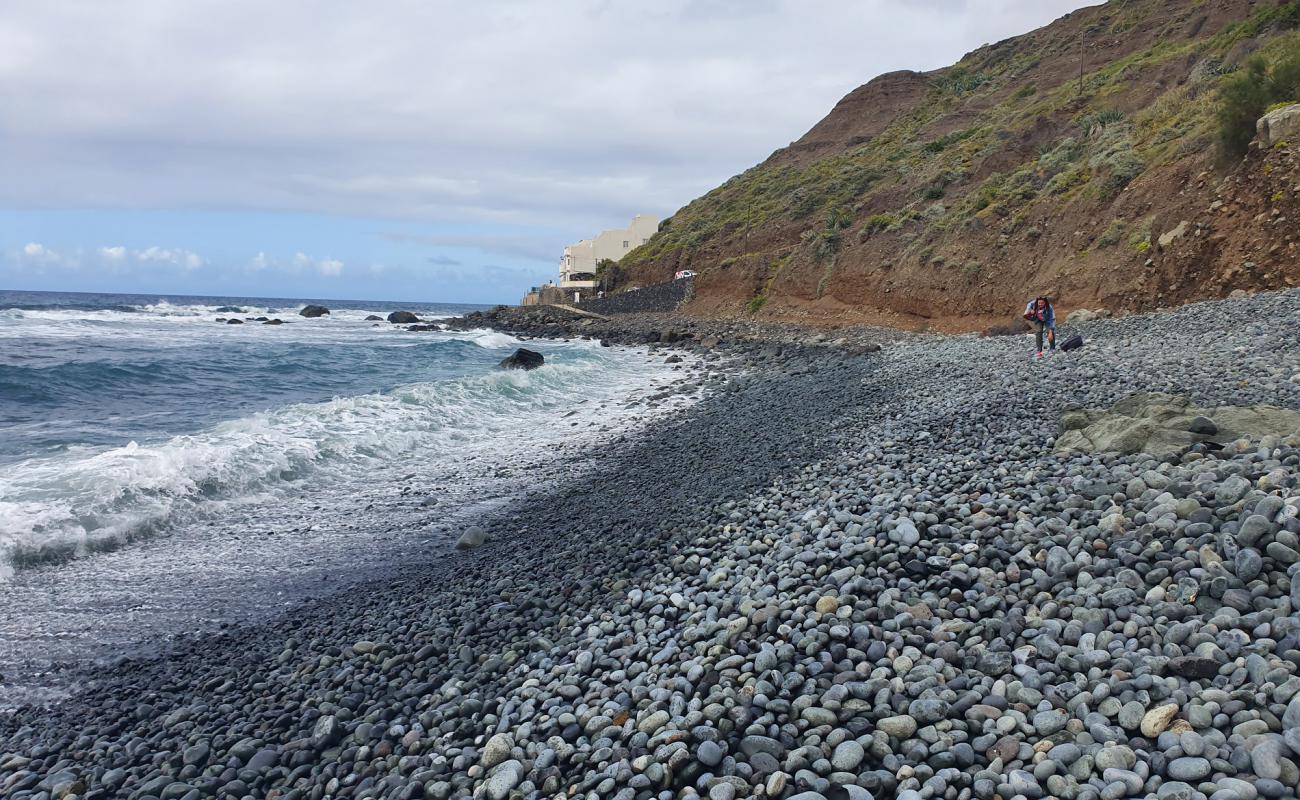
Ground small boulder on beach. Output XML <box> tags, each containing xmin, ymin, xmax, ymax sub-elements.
<box><xmin>455</xmin><ymin>526</ymin><xmax>487</xmax><ymax>549</ymax></box>
<box><xmin>299</xmin><ymin>305</ymin><xmax>330</xmax><ymax>318</ymax></box>
<box><xmin>498</xmin><ymin>349</ymin><xmax>545</xmax><ymax>371</ymax></box>
<box><xmin>365</xmin><ymin>315</ymin><xmax>383</xmax><ymax>321</ymax></box>
<box><xmin>387</xmin><ymin>311</ymin><xmax>420</xmax><ymax>324</ymax></box>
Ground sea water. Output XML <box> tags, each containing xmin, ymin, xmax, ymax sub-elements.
<box><xmin>0</xmin><ymin>290</ymin><xmax>690</xmax><ymax>706</ymax></box>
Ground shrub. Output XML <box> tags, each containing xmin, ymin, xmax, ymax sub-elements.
<box><xmin>1098</xmin><ymin>219</ymin><xmax>1126</xmax><ymax>247</ymax></box>
<box><xmin>935</xmin><ymin>66</ymin><xmax>991</xmax><ymax>95</ymax></box>
<box><xmin>747</xmin><ymin>293</ymin><xmax>767</xmax><ymax>313</ymax></box>
<box><xmin>1135</xmin><ymin>240</ymin><xmax>1151</xmax><ymax>253</ymax></box>
<box><xmin>860</xmin><ymin>214</ymin><xmax>898</xmax><ymax>241</ymax></box>
<box><xmin>1013</xmin><ymin>83</ymin><xmax>1038</xmax><ymax>100</ymax></box>
<box><xmin>1078</xmin><ymin>109</ymin><xmax>1126</xmax><ymax>134</ymax></box>
<box><xmin>1218</xmin><ymin>57</ymin><xmax>1275</xmax><ymax>159</ymax></box>
<box><xmin>1216</xmin><ymin>45</ymin><xmax>1300</xmax><ymax>160</ymax></box>
<box><xmin>1045</xmin><ymin>167</ymin><xmax>1086</xmax><ymax>195</ymax></box>
<box><xmin>1086</xmin><ymin>122</ymin><xmax>1145</xmax><ymax>196</ymax></box>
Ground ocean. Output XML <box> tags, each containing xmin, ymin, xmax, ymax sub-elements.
<box><xmin>0</xmin><ymin>289</ymin><xmax>689</xmax><ymax>706</ymax></box>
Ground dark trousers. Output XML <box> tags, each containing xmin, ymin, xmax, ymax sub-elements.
<box><xmin>1035</xmin><ymin>322</ymin><xmax>1056</xmax><ymax>352</ymax></box>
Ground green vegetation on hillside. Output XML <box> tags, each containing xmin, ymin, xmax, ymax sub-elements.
<box><xmin>619</xmin><ymin>0</ymin><xmax>1300</xmax><ymax>288</ymax></box>
<box><xmin>1216</xmin><ymin>38</ymin><xmax>1300</xmax><ymax>159</ymax></box>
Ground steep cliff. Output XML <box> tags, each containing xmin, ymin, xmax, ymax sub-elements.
<box><xmin>618</xmin><ymin>0</ymin><xmax>1300</xmax><ymax>331</ymax></box>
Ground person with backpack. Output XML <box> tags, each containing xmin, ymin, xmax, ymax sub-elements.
<box><xmin>1023</xmin><ymin>296</ymin><xmax>1056</xmax><ymax>358</ymax></box>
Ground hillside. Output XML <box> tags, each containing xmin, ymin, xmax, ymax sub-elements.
<box><xmin>616</xmin><ymin>0</ymin><xmax>1300</xmax><ymax>331</ymax></box>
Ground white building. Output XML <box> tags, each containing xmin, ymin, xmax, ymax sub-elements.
<box><xmin>559</xmin><ymin>214</ymin><xmax>659</xmax><ymax>297</ymax></box>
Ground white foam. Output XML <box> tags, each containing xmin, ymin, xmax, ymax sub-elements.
<box><xmin>0</xmin><ymin>345</ymin><xmax>692</xmax><ymax>576</ymax></box>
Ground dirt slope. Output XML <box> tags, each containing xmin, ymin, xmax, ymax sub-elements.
<box><xmin>617</xmin><ymin>0</ymin><xmax>1300</xmax><ymax>332</ymax></box>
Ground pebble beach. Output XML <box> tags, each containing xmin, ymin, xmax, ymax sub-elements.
<box><xmin>4</xmin><ymin>289</ymin><xmax>1300</xmax><ymax>800</ymax></box>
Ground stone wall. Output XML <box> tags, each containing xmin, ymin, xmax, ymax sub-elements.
<box><xmin>577</xmin><ymin>278</ymin><xmax>692</xmax><ymax>315</ymax></box>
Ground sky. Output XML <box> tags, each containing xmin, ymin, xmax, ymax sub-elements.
<box><xmin>0</xmin><ymin>0</ymin><xmax>1093</xmax><ymax>305</ymax></box>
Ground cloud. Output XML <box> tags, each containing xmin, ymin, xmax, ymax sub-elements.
<box><xmin>264</xmin><ymin>250</ymin><xmax>344</xmax><ymax>276</ymax></box>
<box><xmin>23</xmin><ymin>242</ymin><xmax>58</xmax><ymax>261</ymax></box>
<box><xmin>134</xmin><ymin>245</ymin><xmax>203</xmax><ymax>270</ymax></box>
<box><xmin>247</xmin><ymin>251</ymin><xmax>271</xmax><ymax>271</ymax></box>
<box><xmin>0</xmin><ymin>0</ymin><xmax>1092</xmax><ymax>233</ymax></box>
<box><xmin>425</xmin><ymin>255</ymin><xmax>461</xmax><ymax>266</ymax></box>
<box><xmin>98</xmin><ymin>245</ymin><xmax>127</xmax><ymax>261</ymax></box>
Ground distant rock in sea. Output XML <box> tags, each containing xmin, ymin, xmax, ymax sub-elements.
<box><xmin>498</xmin><ymin>349</ymin><xmax>544</xmax><ymax>371</ymax></box>
<box><xmin>299</xmin><ymin>305</ymin><xmax>330</xmax><ymax>318</ymax></box>
<box><xmin>387</xmin><ymin>311</ymin><xmax>420</xmax><ymax>324</ymax></box>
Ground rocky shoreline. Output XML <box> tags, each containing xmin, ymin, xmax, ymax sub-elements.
<box><xmin>3</xmin><ymin>289</ymin><xmax>1300</xmax><ymax>800</ymax></box>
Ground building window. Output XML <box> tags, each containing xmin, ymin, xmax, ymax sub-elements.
<box><xmin>622</xmin><ymin>240</ymin><xmax>629</xmax><ymax>248</ymax></box>
<box><xmin>642</xmin><ymin>238</ymin><xmax>648</xmax><ymax>244</ymax></box>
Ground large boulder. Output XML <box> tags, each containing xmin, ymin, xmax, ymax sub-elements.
<box><xmin>498</xmin><ymin>348</ymin><xmax>545</xmax><ymax>371</ymax></box>
<box><xmin>1057</xmin><ymin>393</ymin><xmax>1300</xmax><ymax>457</ymax></box>
<box><xmin>1157</xmin><ymin>220</ymin><xmax>1190</xmax><ymax>249</ymax></box>
<box><xmin>299</xmin><ymin>304</ymin><xmax>330</xmax><ymax>318</ymax></box>
<box><xmin>981</xmin><ymin>317</ymin><xmax>1031</xmax><ymax>337</ymax></box>
<box><xmin>387</xmin><ymin>311</ymin><xmax>420</xmax><ymax>324</ymax></box>
<box><xmin>1258</xmin><ymin>103</ymin><xmax>1300</xmax><ymax>148</ymax></box>
<box><xmin>1066</xmin><ymin>308</ymin><xmax>1108</xmax><ymax>324</ymax></box>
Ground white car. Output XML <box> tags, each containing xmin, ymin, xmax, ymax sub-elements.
<box><xmin>674</xmin><ymin>270</ymin><xmax>697</xmax><ymax>280</ymax></box>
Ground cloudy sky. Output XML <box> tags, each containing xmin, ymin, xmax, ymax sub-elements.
<box><xmin>0</xmin><ymin>0</ymin><xmax>1091</xmax><ymax>304</ymax></box>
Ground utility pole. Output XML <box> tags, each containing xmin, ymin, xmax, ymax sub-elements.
<box><xmin>1078</xmin><ymin>25</ymin><xmax>1086</xmax><ymax>95</ymax></box>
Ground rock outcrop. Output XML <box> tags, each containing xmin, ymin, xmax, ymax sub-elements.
<box><xmin>1258</xmin><ymin>103</ymin><xmax>1300</xmax><ymax>148</ymax></box>
<box><xmin>387</xmin><ymin>311</ymin><xmax>420</xmax><ymax>324</ymax></box>
<box><xmin>1057</xmin><ymin>393</ymin><xmax>1300</xmax><ymax>457</ymax></box>
<box><xmin>299</xmin><ymin>305</ymin><xmax>330</xmax><ymax>318</ymax></box>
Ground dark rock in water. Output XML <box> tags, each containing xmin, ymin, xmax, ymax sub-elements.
<box><xmin>215</xmin><ymin>317</ymin><xmax>227</xmax><ymax>323</ymax></box>
<box><xmin>214</xmin><ymin>306</ymin><xmax>243</xmax><ymax>313</ymax></box>
<box><xmin>226</xmin><ymin>318</ymin><xmax>244</xmax><ymax>325</ymax></box>
<box><xmin>498</xmin><ymin>349</ymin><xmax>545</xmax><ymax>371</ymax></box>
<box><xmin>263</xmin><ymin>319</ymin><xmax>284</xmax><ymax>325</ymax></box>
<box><xmin>387</xmin><ymin>311</ymin><xmax>420</xmax><ymax>324</ymax></box>
<box><xmin>408</xmin><ymin>324</ymin><xmax>440</xmax><ymax>332</ymax></box>
<box><xmin>299</xmin><ymin>305</ymin><xmax>330</xmax><ymax>318</ymax></box>
<box><xmin>254</xmin><ymin>316</ymin><xmax>269</xmax><ymax>322</ymax></box>
<box><xmin>365</xmin><ymin>315</ymin><xmax>383</xmax><ymax>321</ymax></box>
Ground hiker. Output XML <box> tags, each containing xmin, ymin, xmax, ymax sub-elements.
<box><xmin>1023</xmin><ymin>296</ymin><xmax>1056</xmax><ymax>357</ymax></box>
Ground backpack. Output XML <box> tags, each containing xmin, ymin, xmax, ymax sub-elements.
<box><xmin>1060</xmin><ymin>334</ymin><xmax>1084</xmax><ymax>352</ymax></box>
